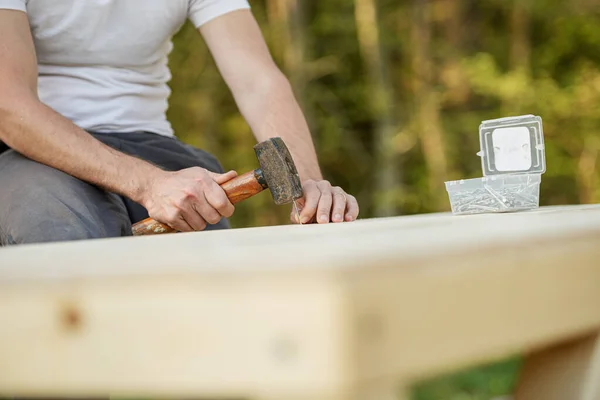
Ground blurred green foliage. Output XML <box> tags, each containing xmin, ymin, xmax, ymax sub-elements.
<box><xmin>411</xmin><ymin>358</ymin><xmax>521</xmax><ymax>400</ymax></box>
<box><xmin>166</xmin><ymin>1</ymin><xmax>599</xmax><ymax>398</ymax></box>
<box><xmin>168</xmin><ymin>0</ymin><xmax>600</xmax><ymax>227</ymax></box>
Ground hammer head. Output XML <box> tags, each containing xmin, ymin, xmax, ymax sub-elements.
<box><xmin>254</xmin><ymin>137</ymin><xmax>303</xmax><ymax>205</ymax></box>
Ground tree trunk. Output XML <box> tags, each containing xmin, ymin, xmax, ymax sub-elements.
<box><xmin>577</xmin><ymin>135</ymin><xmax>599</xmax><ymax>204</ymax></box>
<box><xmin>354</xmin><ymin>0</ymin><xmax>401</xmax><ymax>216</ymax></box>
<box><xmin>411</xmin><ymin>0</ymin><xmax>448</xmax><ymax>209</ymax></box>
<box><xmin>510</xmin><ymin>0</ymin><xmax>531</xmax><ymax>71</ymax></box>
<box><xmin>506</xmin><ymin>0</ymin><xmax>531</xmax><ymax>114</ymax></box>
<box><xmin>440</xmin><ymin>0</ymin><xmax>469</xmax><ymax>105</ymax></box>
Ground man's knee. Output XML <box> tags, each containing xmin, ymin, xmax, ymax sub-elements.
<box><xmin>0</xmin><ymin>151</ymin><xmax>130</xmax><ymax>245</ymax></box>
<box><xmin>1</xmin><ymin>196</ymin><xmax>127</xmax><ymax>245</ymax></box>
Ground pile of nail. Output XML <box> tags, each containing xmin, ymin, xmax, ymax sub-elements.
<box><xmin>449</xmin><ymin>181</ymin><xmax>540</xmax><ymax>215</ymax></box>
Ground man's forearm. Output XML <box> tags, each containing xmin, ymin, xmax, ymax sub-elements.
<box><xmin>235</xmin><ymin>73</ymin><xmax>323</xmax><ymax>182</ymax></box>
<box><xmin>0</xmin><ymin>97</ymin><xmax>163</xmax><ymax>204</ymax></box>
<box><xmin>199</xmin><ymin>10</ymin><xmax>359</xmax><ymax>224</ymax></box>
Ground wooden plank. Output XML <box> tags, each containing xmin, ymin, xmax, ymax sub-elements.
<box><xmin>0</xmin><ymin>277</ymin><xmax>353</xmax><ymax>399</ymax></box>
<box><xmin>349</xmin><ymin>230</ymin><xmax>600</xmax><ymax>383</ymax></box>
<box><xmin>0</xmin><ymin>205</ymin><xmax>599</xmax><ymax>398</ymax></box>
<box><xmin>515</xmin><ymin>332</ymin><xmax>600</xmax><ymax>400</ymax></box>
<box><xmin>2</xmin><ymin>205</ymin><xmax>599</xmax><ymax>280</ymax></box>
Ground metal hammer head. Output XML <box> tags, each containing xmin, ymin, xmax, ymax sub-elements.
<box><xmin>254</xmin><ymin>137</ymin><xmax>303</xmax><ymax>205</ymax></box>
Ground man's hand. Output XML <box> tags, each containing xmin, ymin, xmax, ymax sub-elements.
<box><xmin>142</xmin><ymin>168</ymin><xmax>237</xmax><ymax>232</ymax></box>
<box><xmin>291</xmin><ymin>179</ymin><xmax>359</xmax><ymax>224</ymax></box>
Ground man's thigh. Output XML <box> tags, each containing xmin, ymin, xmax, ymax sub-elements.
<box><xmin>0</xmin><ymin>150</ymin><xmax>131</xmax><ymax>245</ymax></box>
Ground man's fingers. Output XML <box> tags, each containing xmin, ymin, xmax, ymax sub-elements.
<box><xmin>161</xmin><ymin>210</ymin><xmax>195</xmax><ymax>233</ymax></box>
<box><xmin>173</xmin><ymin>218</ymin><xmax>195</xmax><ymax>232</ymax></box>
<box><xmin>192</xmin><ymin>190</ymin><xmax>223</xmax><ymax>224</ymax></box>
<box><xmin>169</xmin><ymin>188</ymin><xmax>210</xmax><ymax>231</ymax></box>
<box><xmin>345</xmin><ymin>194</ymin><xmax>359</xmax><ymax>221</ymax></box>
<box><xmin>176</xmin><ymin>191</ymin><xmax>209</xmax><ymax>231</ymax></box>
<box><xmin>316</xmin><ymin>182</ymin><xmax>333</xmax><ymax>224</ymax></box>
<box><xmin>204</xmin><ymin>180</ymin><xmax>235</xmax><ymax>219</ymax></box>
<box><xmin>331</xmin><ymin>187</ymin><xmax>347</xmax><ymax>223</ymax></box>
<box><xmin>209</xmin><ymin>170</ymin><xmax>238</xmax><ymax>185</ymax></box>
<box><xmin>206</xmin><ymin>170</ymin><xmax>236</xmax><ymax>218</ymax></box>
<box><xmin>299</xmin><ymin>180</ymin><xmax>319</xmax><ymax>224</ymax></box>
<box><xmin>180</xmin><ymin>205</ymin><xmax>208</xmax><ymax>231</ymax></box>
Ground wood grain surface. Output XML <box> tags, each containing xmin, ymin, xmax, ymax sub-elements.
<box><xmin>1</xmin><ymin>205</ymin><xmax>599</xmax><ymax>399</ymax></box>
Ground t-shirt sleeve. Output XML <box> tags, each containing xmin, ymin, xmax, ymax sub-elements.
<box><xmin>0</xmin><ymin>0</ymin><xmax>26</xmax><ymax>12</ymax></box>
<box><xmin>0</xmin><ymin>0</ymin><xmax>27</xmax><ymax>12</ymax></box>
<box><xmin>188</xmin><ymin>0</ymin><xmax>250</xmax><ymax>28</ymax></box>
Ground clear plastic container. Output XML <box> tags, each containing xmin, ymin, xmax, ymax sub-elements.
<box><xmin>478</xmin><ymin>115</ymin><xmax>546</xmax><ymax>176</ymax></box>
<box><xmin>445</xmin><ymin>174</ymin><xmax>541</xmax><ymax>215</ymax></box>
<box><xmin>445</xmin><ymin>114</ymin><xmax>546</xmax><ymax>215</ymax></box>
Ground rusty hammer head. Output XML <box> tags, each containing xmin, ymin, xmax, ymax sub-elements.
<box><xmin>254</xmin><ymin>137</ymin><xmax>303</xmax><ymax>205</ymax></box>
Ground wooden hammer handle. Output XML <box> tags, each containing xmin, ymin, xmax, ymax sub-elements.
<box><xmin>131</xmin><ymin>170</ymin><xmax>266</xmax><ymax>236</ymax></box>
<box><xmin>221</xmin><ymin>169</ymin><xmax>267</xmax><ymax>204</ymax></box>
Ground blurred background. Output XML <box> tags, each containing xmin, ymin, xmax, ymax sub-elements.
<box><xmin>168</xmin><ymin>0</ymin><xmax>600</xmax><ymax>229</ymax></box>
<box><xmin>166</xmin><ymin>0</ymin><xmax>599</xmax><ymax>398</ymax></box>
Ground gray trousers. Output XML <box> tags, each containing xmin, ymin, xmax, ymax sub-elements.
<box><xmin>0</xmin><ymin>132</ymin><xmax>229</xmax><ymax>246</ymax></box>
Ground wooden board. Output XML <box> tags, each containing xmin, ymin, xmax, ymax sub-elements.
<box><xmin>1</xmin><ymin>205</ymin><xmax>600</xmax><ymax>399</ymax></box>
<box><xmin>516</xmin><ymin>332</ymin><xmax>600</xmax><ymax>400</ymax></box>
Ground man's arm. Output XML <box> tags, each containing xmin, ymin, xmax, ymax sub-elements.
<box><xmin>198</xmin><ymin>10</ymin><xmax>359</xmax><ymax>223</ymax></box>
<box><xmin>0</xmin><ymin>10</ymin><xmax>235</xmax><ymax>232</ymax></box>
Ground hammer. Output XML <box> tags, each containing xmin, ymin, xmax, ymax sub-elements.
<box><xmin>131</xmin><ymin>137</ymin><xmax>303</xmax><ymax>236</ymax></box>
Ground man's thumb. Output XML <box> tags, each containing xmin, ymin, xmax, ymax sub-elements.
<box><xmin>210</xmin><ymin>170</ymin><xmax>238</xmax><ymax>184</ymax></box>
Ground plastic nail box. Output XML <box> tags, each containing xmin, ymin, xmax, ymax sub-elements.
<box><xmin>445</xmin><ymin>115</ymin><xmax>546</xmax><ymax>215</ymax></box>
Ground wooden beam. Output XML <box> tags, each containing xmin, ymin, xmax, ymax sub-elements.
<box><xmin>0</xmin><ymin>205</ymin><xmax>599</xmax><ymax>398</ymax></box>
<box><xmin>349</xmin><ymin>229</ymin><xmax>600</xmax><ymax>383</ymax></box>
<box><xmin>515</xmin><ymin>332</ymin><xmax>600</xmax><ymax>400</ymax></box>
<box><xmin>0</xmin><ymin>277</ymin><xmax>353</xmax><ymax>399</ymax></box>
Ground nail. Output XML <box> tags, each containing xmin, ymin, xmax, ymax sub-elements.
<box><xmin>319</xmin><ymin>215</ymin><xmax>328</xmax><ymax>223</ymax></box>
<box><xmin>334</xmin><ymin>214</ymin><xmax>342</xmax><ymax>222</ymax></box>
<box><xmin>345</xmin><ymin>214</ymin><xmax>352</xmax><ymax>221</ymax></box>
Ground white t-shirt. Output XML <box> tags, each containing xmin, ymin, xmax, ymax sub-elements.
<box><xmin>0</xmin><ymin>0</ymin><xmax>251</xmax><ymax>136</ymax></box>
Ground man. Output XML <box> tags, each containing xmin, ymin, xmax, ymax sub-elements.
<box><xmin>0</xmin><ymin>0</ymin><xmax>359</xmax><ymax>245</ymax></box>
